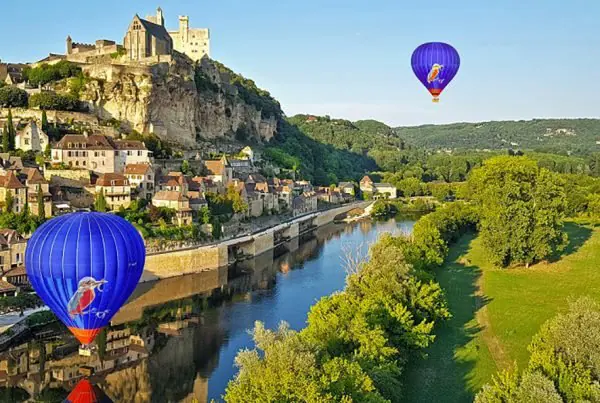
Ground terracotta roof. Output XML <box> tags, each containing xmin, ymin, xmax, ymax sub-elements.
<box><xmin>114</xmin><ymin>140</ymin><xmax>147</xmax><ymax>150</ymax></box>
<box><xmin>22</xmin><ymin>168</ymin><xmax>48</xmax><ymax>185</ymax></box>
<box><xmin>0</xmin><ymin>280</ymin><xmax>16</xmax><ymax>293</ymax></box>
<box><xmin>0</xmin><ymin>229</ymin><xmax>25</xmax><ymax>244</ymax></box>
<box><xmin>55</xmin><ymin>134</ymin><xmax>117</xmax><ymax>150</ymax></box>
<box><xmin>204</xmin><ymin>160</ymin><xmax>225</xmax><ymax>176</ymax></box>
<box><xmin>247</xmin><ymin>173</ymin><xmax>267</xmax><ymax>184</ymax></box>
<box><xmin>124</xmin><ymin>164</ymin><xmax>152</xmax><ymax>175</ymax></box>
<box><xmin>96</xmin><ymin>173</ymin><xmax>129</xmax><ymax>187</ymax></box>
<box><xmin>3</xmin><ymin>265</ymin><xmax>26</xmax><ymax>277</ymax></box>
<box><xmin>360</xmin><ymin>175</ymin><xmax>373</xmax><ymax>184</ymax></box>
<box><xmin>0</xmin><ymin>154</ymin><xmax>23</xmax><ymax>170</ymax></box>
<box><xmin>153</xmin><ymin>190</ymin><xmax>187</xmax><ymax>202</ymax></box>
<box><xmin>0</xmin><ymin>171</ymin><xmax>25</xmax><ymax>189</ymax></box>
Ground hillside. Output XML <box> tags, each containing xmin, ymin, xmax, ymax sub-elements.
<box><xmin>396</xmin><ymin>119</ymin><xmax>600</xmax><ymax>154</ymax></box>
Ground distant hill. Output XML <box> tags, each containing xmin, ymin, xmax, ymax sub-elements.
<box><xmin>396</xmin><ymin>119</ymin><xmax>600</xmax><ymax>154</ymax></box>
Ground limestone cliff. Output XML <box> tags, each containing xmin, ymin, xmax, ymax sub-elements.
<box><xmin>78</xmin><ymin>55</ymin><xmax>279</xmax><ymax>148</ymax></box>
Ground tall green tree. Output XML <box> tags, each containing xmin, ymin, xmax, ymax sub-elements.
<box><xmin>37</xmin><ymin>188</ymin><xmax>45</xmax><ymax>219</ymax></box>
<box><xmin>5</xmin><ymin>191</ymin><xmax>14</xmax><ymax>213</ymax></box>
<box><xmin>468</xmin><ymin>156</ymin><xmax>568</xmax><ymax>268</ymax></box>
<box><xmin>41</xmin><ymin>110</ymin><xmax>48</xmax><ymax>131</ymax></box>
<box><xmin>94</xmin><ymin>189</ymin><xmax>107</xmax><ymax>212</ymax></box>
<box><xmin>2</xmin><ymin>124</ymin><xmax>8</xmax><ymax>152</ymax></box>
<box><xmin>6</xmin><ymin>109</ymin><xmax>15</xmax><ymax>151</ymax></box>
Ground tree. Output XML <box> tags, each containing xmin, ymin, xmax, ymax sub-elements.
<box><xmin>2</xmin><ymin>124</ymin><xmax>8</xmax><ymax>152</ymax></box>
<box><xmin>5</xmin><ymin>191</ymin><xmax>14</xmax><ymax>213</ymax></box>
<box><xmin>181</xmin><ymin>159</ymin><xmax>191</xmax><ymax>175</ymax></box>
<box><xmin>0</xmin><ymin>86</ymin><xmax>28</xmax><ymax>108</ymax></box>
<box><xmin>198</xmin><ymin>206</ymin><xmax>211</xmax><ymax>224</ymax></box>
<box><xmin>224</xmin><ymin>322</ymin><xmax>387</xmax><ymax>403</ymax></box>
<box><xmin>468</xmin><ymin>156</ymin><xmax>567</xmax><ymax>268</ymax></box>
<box><xmin>227</xmin><ymin>184</ymin><xmax>248</xmax><ymax>214</ymax></box>
<box><xmin>37</xmin><ymin>187</ymin><xmax>45</xmax><ymax>219</ymax></box>
<box><xmin>94</xmin><ymin>189</ymin><xmax>107</xmax><ymax>212</ymax></box>
<box><xmin>397</xmin><ymin>177</ymin><xmax>423</xmax><ymax>197</ymax></box>
<box><xmin>41</xmin><ymin>110</ymin><xmax>48</xmax><ymax>131</ymax></box>
<box><xmin>6</xmin><ymin>109</ymin><xmax>15</xmax><ymax>151</ymax></box>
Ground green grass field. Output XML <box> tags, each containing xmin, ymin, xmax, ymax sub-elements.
<box><xmin>402</xmin><ymin>220</ymin><xmax>600</xmax><ymax>402</ymax></box>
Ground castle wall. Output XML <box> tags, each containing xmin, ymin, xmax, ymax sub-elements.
<box><xmin>170</xmin><ymin>27</ymin><xmax>210</xmax><ymax>61</ymax></box>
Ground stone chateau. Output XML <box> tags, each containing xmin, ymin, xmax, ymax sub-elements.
<box><xmin>37</xmin><ymin>6</ymin><xmax>209</xmax><ymax>67</ymax></box>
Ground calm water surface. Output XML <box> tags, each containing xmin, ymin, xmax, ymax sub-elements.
<box><xmin>0</xmin><ymin>217</ymin><xmax>417</xmax><ymax>402</ymax></box>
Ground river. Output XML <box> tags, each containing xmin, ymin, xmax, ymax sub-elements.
<box><xmin>0</xmin><ymin>216</ymin><xmax>417</xmax><ymax>402</ymax></box>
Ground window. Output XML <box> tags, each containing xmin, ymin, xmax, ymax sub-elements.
<box><xmin>68</xmin><ymin>143</ymin><xmax>72</xmax><ymax>149</ymax></box>
<box><xmin>75</xmin><ymin>161</ymin><xmax>79</xmax><ymax>166</ymax></box>
<box><xmin>102</xmin><ymin>151</ymin><xmax>106</xmax><ymax>157</ymax></box>
<box><xmin>24</xmin><ymin>139</ymin><xmax>29</xmax><ymax>145</ymax></box>
<box><xmin>95</xmin><ymin>152</ymin><xmax>98</xmax><ymax>157</ymax></box>
<box><xmin>137</xmin><ymin>150</ymin><xmax>142</xmax><ymax>156</ymax></box>
<box><xmin>127</xmin><ymin>151</ymin><xmax>132</xmax><ymax>156</ymax></box>
<box><xmin>147</xmin><ymin>175</ymin><xmax>151</xmax><ymax>180</ymax></box>
<box><xmin>68</xmin><ymin>151</ymin><xmax>72</xmax><ymax>157</ymax></box>
<box><xmin>83</xmin><ymin>161</ymin><xmax>86</xmax><ymax>166</ymax></box>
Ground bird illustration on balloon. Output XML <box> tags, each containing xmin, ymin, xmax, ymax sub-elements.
<box><xmin>67</xmin><ymin>277</ymin><xmax>107</xmax><ymax>318</ymax></box>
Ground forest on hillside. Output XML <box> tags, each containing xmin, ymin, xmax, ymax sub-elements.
<box><xmin>396</xmin><ymin>119</ymin><xmax>600</xmax><ymax>154</ymax></box>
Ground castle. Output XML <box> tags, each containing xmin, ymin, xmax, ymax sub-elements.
<box><xmin>38</xmin><ymin>7</ymin><xmax>210</xmax><ymax>66</ymax></box>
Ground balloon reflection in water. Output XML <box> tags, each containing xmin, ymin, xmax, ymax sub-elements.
<box><xmin>64</xmin><ymin>379</ymin><xmax>113</xmax><ymax>402</ymax></box>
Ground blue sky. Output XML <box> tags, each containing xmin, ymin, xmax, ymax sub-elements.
<box><xmin>1</xmin><ymin>0</ymin><xmax>598</xmax><ymax>126</ymax></box>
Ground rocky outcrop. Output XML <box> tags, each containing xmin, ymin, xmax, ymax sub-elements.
<box><xmin>79</xmin><ymin>55</ymin><xmax>278</xmax><ymax>148</ymax></box>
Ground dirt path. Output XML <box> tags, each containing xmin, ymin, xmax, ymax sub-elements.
<box><xmin>475</xmin><ymin>276</ymin><xmax>511</xmax><ymax>371</ymax></box>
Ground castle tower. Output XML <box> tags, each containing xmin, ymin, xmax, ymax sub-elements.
<box><xmin>156</xmin><ymin>7</ymin><xmax>164</xmax><ymax>26</ymax></box>
<box><xmin>66</xmin><ymin>35</ymin><xmax>73</xmax><ymax>55</ymax></box>
<box><xmin>179</xmin><ymin>16</ymin><xmax>189</xmax><ymax>42</ymax></box>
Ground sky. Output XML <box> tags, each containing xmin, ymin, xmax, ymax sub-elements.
<box><xmin>1</xmin><ymin>0</ymin><xmax>599</xmax><ymax>127</ymax></box>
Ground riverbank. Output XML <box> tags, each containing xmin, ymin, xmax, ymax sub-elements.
<box><xmin>141</xmin><ymin>201</ymin><xmax>371</xmax><ymax>282</ymax></box>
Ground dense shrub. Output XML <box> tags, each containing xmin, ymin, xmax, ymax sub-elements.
<box><xmin>22</xmin><ymin>61</ymin><xmax>82</xmax><ymax>87</ymax></box>
<box><xmin>0</xmin><ymin>86</ymin><xmax>28</xmax><ymax>107</ymax></box>
<box><xmin>28</xmin><ymin>92</ymin><xmax>82</xmax><ymax>111</ymax></box>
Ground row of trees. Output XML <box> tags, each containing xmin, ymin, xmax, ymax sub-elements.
<box><xmin>0</xmin><ymin>87</ymin><xmax>82</xmax><ymax>111</ymax></box>
<box><xmin>476</xmin><ymin>297</ymin><xmax>600</xmax><ymax>402</ymax></box>
<box><xmin>224</xmin><ymin>202</ymin><xmax>479</xmax><ymax>401</ymax></box>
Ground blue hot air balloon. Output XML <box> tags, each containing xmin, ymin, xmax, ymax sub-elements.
<box><xmin>411</xmin><ymin>42</ymin><xmax>460</xmax><ymax>102</ymax></box>
<box><xmin>25</xmin><ymin>212</ymin><xmax>145</xmax><ymax>345</ymax></box>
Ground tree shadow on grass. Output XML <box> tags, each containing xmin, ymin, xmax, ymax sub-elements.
<box><xmin>402</xmin><ymin>233</ymin><xmax>491</xmax><ymax>403</ymax></box>
<box><xmin>547</xmin><ymin>222</ymin><xmax>593</xmax><ymax>263</ymax></box>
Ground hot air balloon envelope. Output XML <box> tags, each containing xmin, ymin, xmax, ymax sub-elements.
<box><xmin>26</xmin><ymin>212</ymin><xmax>145</xmax><ymax>345</ymax></box>
<box><xmin>64</xmin><ymin>379</ymin><xmax>114</xmax><ymax>403</ymax></box>
<box><xmin>411</xmin><ymin>42</ymin><xmax>460</xmax><ymax>102</ymax></box>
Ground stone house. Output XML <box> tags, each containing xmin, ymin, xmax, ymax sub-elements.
<box><xmin>20</xmin><ymin>168</ymin><xmax>53</xmax><ymax>218</ymax></box>
<box><xmin>316</xmin><ymin>187</ymin><xmax>344</xmax><ymax>204</ymax></box>
<box><xmin>0</xmin><ymin>171</ymin><xmax>27</xmax><ymax>213</ymax></box>
<box><xmin>338</xmin><ymin>182</ymin><xmax>356</xmax><ymax>196</ymax></box>
<box><xmin>95</xmin><ymin>173</ymin><xmax>132</xmax><ymax>211</ymax></box>
<box><xmin>158</xmin><ymin>172</ymin><xmax>189</xmax><ymax>194</ymax></box>
<box><xmin>114</xmin><ymin>140</ymin><xmax>153</xmax><ymax>172</ymax></box>
<box><xmin>15</xmin><ymin>121</ymin><xmax>49</xmax><ymax>153</ymax></box>
<box><xmin>2</xmin><ymin>266</ymin><xmax>28</xmax><ymax>288</ymax></box>
<box><xmin>51</xmin><ymin>134</ymin><xmax>151</xmax><ymax>174</ymax></box>
<box><xmin>0</xmin><ymin>229</ymin><xmax>27</xmax><ymax>270</ymax></box>
<box><xmin>359</xmin><ymin>175</ymin><xmax>397</xmax><ymax>199</ymax></box>
<box><xmin>0</xmin><ymin>280</ymin><xmax>17</xmax><ymax>297</ymax></box>
<box><xmin>124</xmin><ymin>9</ymin><xmax>173</xmax><ymax>61</ymax></box>
<box><xmin>0</xmin><ymin>154</ymin><xmax>23</xmax><ymax>174</ymax></box>
<box><xmin>152</xmin><ymin>191</ymin><xmax>193</xmax><ymax>226</ymax></box>
<box><xmin>292</xmin><ymin>191</ymin><xmax>318</xmax><ymax>217</ymax></box>
<box><xmin>124</xmin><ymin>163</ymin><xmax>155</xmax><ymax>201</ymax></box>
<box><xmin>204</xmin><ymin>156</ymin><xmax>233</xmax><ymax>185</ymax></box>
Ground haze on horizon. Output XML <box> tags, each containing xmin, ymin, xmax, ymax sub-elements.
<box><xmin>0</xmin><ymin>0</ymin><xmax>598</xmax><ymax>127</ymax></box>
